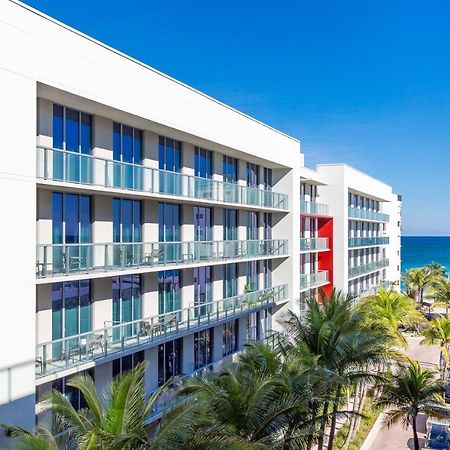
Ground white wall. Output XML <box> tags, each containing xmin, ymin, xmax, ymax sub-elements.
<box><xmin>0</xmin><ymin>68</ymin><xmax>36</xmax><ymax>430</ymax></box>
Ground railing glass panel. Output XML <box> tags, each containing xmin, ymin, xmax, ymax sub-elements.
<box><xmin>300</xmin><ymin>200</ymin><xmax>329</xmax><ymax>216</ymax></box>
<box><xmin>348</xmin><ymin>207</ymin><xmax>389</xmax><ymax>222</ymax></box>
<box><xmin>348</xmin><ymin>259</ymin><xmax>390</xmax><ymax>278</ymax></box>
<box><xmin>37</xmin><ymin>147</ymin><xmax>288</xmax><ymax>210</ymax></box>
<box><xmin>36</xmin><ymin>239</ymin><xmax>288</xmax><ymax>278</ymax></box>
<box><xmin>299</xmin><ymin>270</ymin><xmax>329</xmax><ymax>290</ymax></box>
<box><xmin>348</xmin><ymin>236</ymin><xmax>390</xmax><ymax>247</ymax></box>
<box><xmin>35</xmin><ymin>285</ymin><xmax>288</xmax><ymax>378</ymax></box>
<box><xmin>300</xmin><ymin>237</ymin><xmax>329</xmax><ymax>252</ymax></box>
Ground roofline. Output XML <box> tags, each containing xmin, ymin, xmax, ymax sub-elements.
<box><xmin>9</xmin><ymin>0</ymin><xmax>300</xmax><ymax>144</ymax></box>
<box><xmin>316</xmin><ymin>163</ymin><xmax>393</xmax><ymax>190</ymax></box>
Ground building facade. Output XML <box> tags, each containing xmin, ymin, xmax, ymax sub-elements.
<box><xmin>0</xmin><ymin>0</ymin><xmax>400</xmax><ymax>432</ymax></box>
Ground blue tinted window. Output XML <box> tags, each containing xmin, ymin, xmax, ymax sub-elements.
<box><xmin>159</xmin><ymin>203</ymin><xmax>181</xmax><ymax>242</ymax></box>
<box><xmin>159</xmin><ymin>136</ymin><xmax>182</xmax><ymax>172</ymax></box>
<box><xmin>113</xmin><ymin>198</ymin><xmax>141</xmax><ymax>242</ymax></box>
<box><xmin>195</xmin><ymin>147</ymin><xmax>212</xmax><ymax>178</ymax></box>
<box><xmin>113</xmin><ymin>122</ymin><xmax>121</xmax><ymax>161</ymax></box>
<box><xmin>52</xmin><ymin>193</ymin><xmax>63</xmax><ymax>244</ymax></box>
<box><xmin>80</xmin><ymin>113</ymin><xmax>92</xmax><ymax>155</ymax></box>
<box><xmin>53</xmin><ymin>105</ymin><xmax>63</xmax><ymax>150</ymax></box>
<box><xmin>65</xmin><ymin>108</ymin><xmax>80</xmax><ymax>152</ymax></box>
<box><xmin>122</xmin><ymin>126</ymin><xmax>133</xmax><ymax>163</ymax></box>
<box><xmin>113</xmin><ymin>123</ymin><xmax>143</xmax><ymax>164</ymax></box>
<box><xmin>65</xmin><ymin>194</ymin><xmax>79</xmax><ymax>244</ymax></box>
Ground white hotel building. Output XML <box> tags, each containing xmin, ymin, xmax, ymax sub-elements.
<box><xmin>0</xmin><ymin>0</ymin><xmax>401</xmax><ymax>432</ymax></box>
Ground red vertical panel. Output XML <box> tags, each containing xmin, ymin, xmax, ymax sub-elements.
<box><xmin>318</xmin><ymin>217</ymin><xmax>333</xmax><ymax>298</ymax></box>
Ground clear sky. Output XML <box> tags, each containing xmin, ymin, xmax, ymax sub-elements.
<box><xmin>21</xmin><ymin>0</ymin><xmax>450</xmax><ymax>235</ymax></box>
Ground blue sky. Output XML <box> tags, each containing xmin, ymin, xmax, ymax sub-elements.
<box><xmin>23</xmin><ymin>0</ymin><xmax>450</xmax><ymax>235</ymax></box>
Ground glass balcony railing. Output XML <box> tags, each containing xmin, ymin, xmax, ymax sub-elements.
<box><xmin>348</xmin><ymin>207</ymin><xmax>389</xmax><ymax>222</ymax></box>
<box><xmin>36</xmin><ymin>147</ymin><xmax>288</xmax><ymax>210</ymax></box>
<box><xmin>300</xmin><ymin>199</ymin><xmax>329</xmax><ymax>216</ymax></box>
<box><xmin>300</xmin><ymin>270</ymin><xmax>329</xmax><ymax>290</ymax></box>
<box><xmin>348</xmin><ymin>236</ymin><xmax>390</xmax><ymax>247</ymax></box>
<box><xmin>348</xmin><ymin>259</ymin><xmax>390</xmax><ymax>278</ymax></box>
<box><xmin>300</xmin><ymin>237</ymin><xmax>329</xmax><ymax>252</ymax></box>
<box><xmin>36</xmin><ymin>239</ymin><xmax>288</xmax><ymax>278</ymax></box>
<box><xmin>35</xmin><ymin>284</ymin><xmax>288</xmax><ymax>378</ymax></box>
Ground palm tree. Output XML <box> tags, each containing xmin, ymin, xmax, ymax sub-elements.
<box><xmin>357</xmin><ymin>287</ymin><xmax>425</xmax><ymax>347</ymax></box>
<box><xmin>427</xmin><ymin>262</ymin><xmax>447</xmax><ymax>278</ymax></box>
<box><xmin>2</xmin><ymin>364</ymin><xmax>215</xmax><ymax>450</ymax></box>
<box><xmin>375</xmin><ymin>360</ymin><xmax>446</xmax><ymax>450</ymax></box>
<box><xmin>431</xmin><ymin>276</ymin><xmax>450</xmax><ymax>318</ymax></box>
<box><xmin>178</xmin><ymin>361</ymin><xmax>311</xmax><ymax>449</ymax></box>
<box><xmin>402</xmin><ymin>267</ymin><xmax>433</xmax><ymax>304</ymax></box>
<box><xmin>284</xmin><ymin>288</ymin><xmax>396</xmax><ymax>450</ymax></box>
<box><xmin>422</xmin><ymin>317</ymin><xmax>450</xmax><ymax>376</ymax></box>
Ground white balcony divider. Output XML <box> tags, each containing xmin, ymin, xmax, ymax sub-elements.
<box><xmin>36</xmin><ymin>147</ymin><xmax>288</xmax><ymax>210</ymax></box>
<box><xmin>300</xmin><ymin>237</ymin><xmax>329</xmax><ymax>252</ymax></box>
<box><xmin>348</xmin><ymin>207</ymin><xmax>389</xmax><ymax>222</ymax></box>
<box><xmin>36</xmin><ymin>239</ymin><xmax>288</xmax><ymax>278</ymax></box>
<box><xmin>299</xmin><ymin>270</ymin><xmax>329</xmax><ymax>290</ymax></box>
<box><xmin>35</xmin><ymin>285</ymin><xmax>288</xmax><ymax>378</ymax></box>
<box><xmin>348</xmin><ymin>259</ymin><xmax>390</xmax><ymax>278</ymax></box>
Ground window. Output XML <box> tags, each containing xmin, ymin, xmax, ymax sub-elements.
<box><xmin>52</xmin><ymin>280</ymin><xmax>91</xmax><ymax>344</ymax></box>
<box><xmin>158</xmin><ymin>339</ymin><xmax>182</xmax><ymax>386</ymax></box>
<box><xmin>263</xmin><ymin>168</ymin><xmax>272</xmax><ymax>191</ymax></box>
<box><xmin>247</xmin><ymin>261</ymin><xmax>259</xmax><ymax>292</ymax></box>
<box><xmin>247</xmin><ymin>162</ymin><xmax>259</xmax><ymax>187</ymax></box>
<box><xmin>158</xmin><ymin>203</ymin><xmax>181</xmax><ymax>242</ymax></box>
<box><xmin>158</xmin><ymin>270</ymin><xmax>181</xmax><ymax>314</ymax></box>
<box><xmin>113</xmin><ymin>351</ymin><xmax>144</xmax><ymax>378</ymax></box>
<box><xmin>194</xmin><ymin>267</ymin><xmax>212</xmax><ymax>317</ymax></box>
<box><xmin>246</xmin><ymin>313</ymin><xmax>260</xmax><ymax>341</ymax></box>
<box><xmin>195</xmin><ymin>147</ymin><xmax>212</xmax><ymax>178</ymax></box>
<box><xmin>52</xmin><ymin>193</ymin><xmax>91</xmax><ymax>272</ymax></box>
<box><xmin>247</xmin><ymin>211</ymin><xmax>259</xmax><ymax>240</ymax></box>
<box><xmin>223</xmin><ymin>320</ymin><xmax>238</xmax><ymax>356</ymax></box>
<box><xmin>113</xmin><ymin>123</ymin><xmax>142</xmax><ymax>189</ymax></box>
<box><xmin>113</xmin><ymin>199</ymin><xmax>141</xmax><ymax>243</ymax></box>
<box><xmin>224</xmin><ymin>264</ymin><xmax>237</xmax><ymax>298</ymax></box>
<box><xmin>53</xmin><ymin>104</ymin><xmax>92</xmax><ymax>183</ymax></box>
<box><xmin>159</xmin><ymin>136</ymin><xmax>182</xmax><ymax>194</ymax></box>
<box><xmin>224</xmin><ymin>209</ymin><xmax>237</xmax><ymax>240</ymax></box>
<box><xmin>263</xmin><ymin>213</ymin><xmax>272</xmax><ymax>240</ymax></box>
<box><xmin>194</xmin><ymin>328</ymin><xmax>213</xmax><ymax>369</ymax></box>
<box><xmin>113</xmin><ymin>198</ymin><xmax>141</xmax><ymax>266</ymax></box>
<box><xmin>223</xmin><ymin>155</ymin><xmax>238</xmax><ymax>183</ymax></box>
<box><xmin>112</xmin><ymin>275</ymin><xmax>141</xmax><ymax>339</ymax></box>
<box><xmin>263</xmin><ymin>260</ymin><xmax>272</xmax><ymax>289</ymax></box>
<box><xmin>52</xmin><ymin>369</ymin><xmax>94</xmax><ymax>411</ymax></box>
<box><xmin>194</xmin><ymin>206</ymin><xmax>212</xmax><ymax>242</ymax></box>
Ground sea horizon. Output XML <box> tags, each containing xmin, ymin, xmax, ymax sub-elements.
<box><xmin>401</xmin><ymin>235</ymin><xmax>450</xmax><ymax>273</ymax></box>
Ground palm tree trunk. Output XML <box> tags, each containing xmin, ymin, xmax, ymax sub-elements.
<box><xmin>412</xmin><ymin>415</ymin><xmax>420</xmax><ymax>450</ymax></box>
<box><xmin>317</xmin><ymin>401</ymin><xmax>329</xmax><ymax>450</ymax></box>
<box><xmin>342</xmin><ymin>382</ymin><xmax>360</xmax><ymax>449</ymax></box>
<box><xmin>306</xmin><ymin>402</ymin><xmax>317</xmax><ymax>450</ymax></box>
<box><xmin>327</xmin><ymin>385</ymin><xmax>342</xmax><ymax>450</ymax></box>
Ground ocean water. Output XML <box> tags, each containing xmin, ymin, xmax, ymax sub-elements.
<box><xmin>402</xmin><ymin>236</ymin><xmax>450</xmax><ymax>273</ymax></box>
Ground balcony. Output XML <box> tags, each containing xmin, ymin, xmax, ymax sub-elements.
<box><xmin>348</xmin><ymin>236</ymin><xmax>390</xmax><ymax>247</ymax></box>
<box><xmin>300</xmin><ymin>199</ymin><xmax>329</xmax><ymax>216</ymax></box>
<box><xmin>300</xmin><ymin>237</ymin><xmax>329</xmax><ymax>252</ymax></box>
<box><xmin>35</xmin><ymin>285</ymin><xmax>288</xmax><ymax>379</ymax></box>
<box><xmin>300</xmin><ymin>270</ymin><xmax>329</xmax><ymax>291</ymax></box>
<box><xmin>348</xmin><ymin>207</ymin><xmax>389</xmax><ymax>222</ymax></box>
<box><xmin>36</xmin><ymin>239</ymin><xmax>288</xmax><ymax>279</ymax></box>
<box><xmin>36</xmin><ymin>147</ymin><xmax>288</xmax><ymax>210</ymax></box>
<box><xmin>348</xmin><ymin>259</ymin><xmax>390</xmax><ymax>279</ymax></box>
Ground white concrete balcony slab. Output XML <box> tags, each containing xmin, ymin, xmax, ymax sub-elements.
<box><xmin>35</xmin><ymin>239</ymin><xmax>288</xmax><ymax>282</ymax></box>
<box><xmin>348</xmin><ymin>259</ymin><xmax>390</xmax><ymax>279</ymax></box>
<box><xmin>300</xmin><ymin>237</ymin><xmax>329</xmax><ymax>253</ymax></box>
<box><xmin>34</xmin><ymin>285</ymin><xmax>288</xmax><ymax>382</ymax></box>
<box><xmin>36</xmin><ymin>147</ymin><xmax>288</xmax><ymax>211</ymax></box>
<box><xmin>299</xmin><ymin>270</ymin><xmax>329</xmax><ymax>291</ymax></box>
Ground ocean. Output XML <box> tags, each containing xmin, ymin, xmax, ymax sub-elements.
<box><xmin>402</xmin><ymin>236</ymin><xmax>450</xmax><ymax>273</ymax></box>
